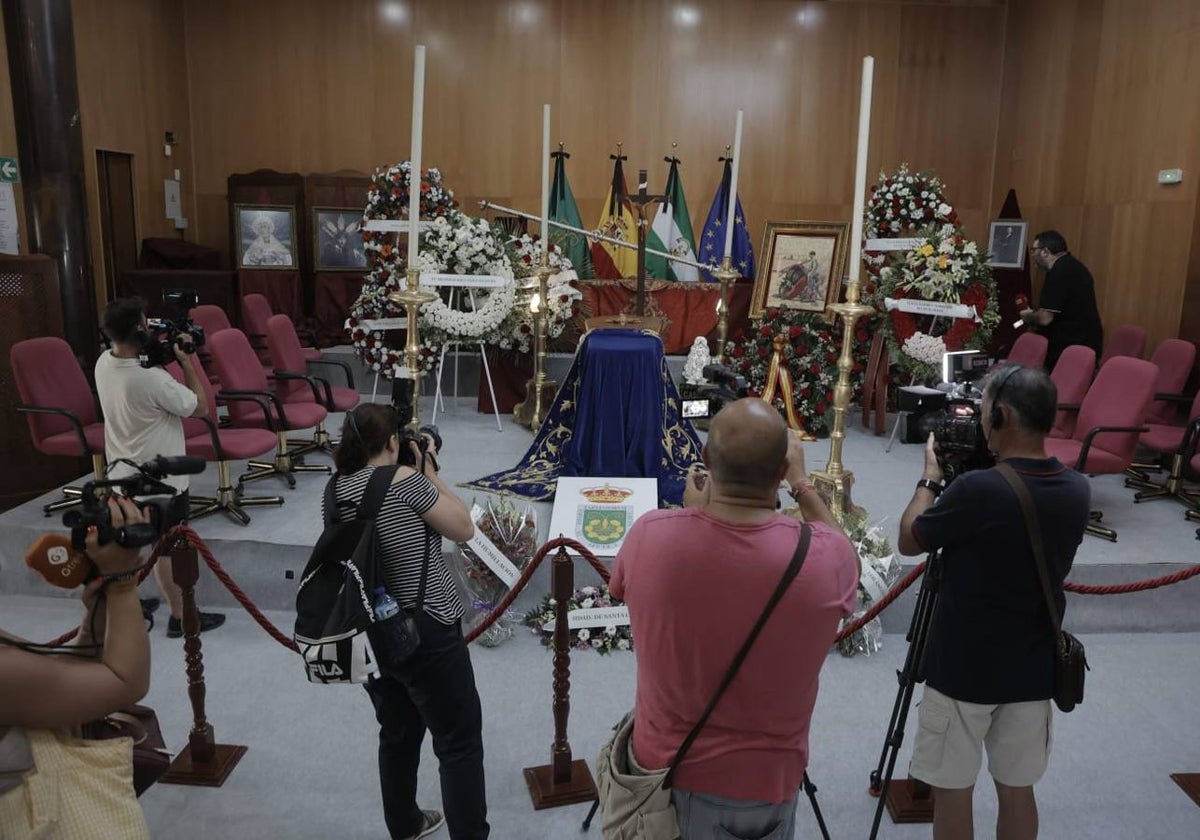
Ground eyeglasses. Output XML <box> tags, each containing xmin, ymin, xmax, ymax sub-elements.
<box><xmin>1028</xmin><ymin>245</ymin><xmax>1045</xmax><ymax>254</ymax></box>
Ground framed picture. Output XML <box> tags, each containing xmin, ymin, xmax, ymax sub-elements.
<box><xmin>752</xmin><ymin>220</ymin><xmax>850</xmax><ymax>318</ymax></box>
<box><xmin>234</xmin><ymin>204</ymin><xmax>296</xmax><ymax>270</ymax></box>
<box><xmin>313</xmin><ymin>207</ymin><xmax>367</xmax><ymax>271</ymax></box>
<box><xmin>987</xmin><ymin>220</ymin><xmax>1028</xmax><ymax>269</ymax></box>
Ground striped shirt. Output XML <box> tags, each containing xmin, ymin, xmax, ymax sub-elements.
<box><xmin>323</xmin><ymin>466</ymin><xmax>464</xmax><ymax>624</ymax></box>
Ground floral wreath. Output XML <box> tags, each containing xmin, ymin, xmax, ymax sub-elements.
<box><xmin>725</xmin><ymin>307</ymin><xmax>872</xmax><ymax>437</ymax></box>
<box><xmin>523</xmin><ymin>585</ymin><xmax>633</xmax><ymax>654</ymax></box>
<box><xmin>497</xmin><ymin>234</ymin><xmax>580</xmax><ymax>354</ymax></box>
<box><xmin>361</xmin><ymin>162</ymin><xmax>457</xmax><ymax>269</ymax></box>
<box><xmin>877</xmin><ymin>227</ymin><xmax>999</xmax><ymax>383</ymax></box>
<box><xmin>862</xmin><ymin>163</ymin><xmax>958</xmax><ymax>287</ymax></box>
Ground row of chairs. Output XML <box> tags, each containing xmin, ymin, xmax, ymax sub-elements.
<box><xmin>11</xmin><ymin>301</ymin><xmax>360</xmax><ymax>527</ymax></box>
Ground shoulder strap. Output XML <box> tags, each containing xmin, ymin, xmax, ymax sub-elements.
<box><xmin>663</xmin><ymin>524</ymin><xmax>813</xmax><ymax>788</ymax></box>
<box><xmin>994</xmin><ymin>463</ymin><xmax>1062</xmax><ymax>634</ymax></box>
<box><xmin>360</xmin><ymin>465</ymin><xmax>401</xmax><ymax>520</ymax></box>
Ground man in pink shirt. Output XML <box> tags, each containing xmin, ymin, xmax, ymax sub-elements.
<box><xmin>611</xmin><ymin>398</ymin><xmax>859</xmax><ymax>839</ymax></box>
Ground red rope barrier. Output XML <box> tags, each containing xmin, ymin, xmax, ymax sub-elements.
<box><xmin>1064</xmin><ymin>562</ymin><xmax>1200</xmax><ymax>595</ymax></box>
<box><xmin>835</xmin><ymin>561</ymin><xmax>927</xmax><ymax>644</ymax></box>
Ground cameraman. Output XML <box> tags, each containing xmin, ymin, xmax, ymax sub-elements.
<box><xmin>897</xmin><ymin>365</ymin><xmax>1090</xmax><ymax>840</ymax></box>
<box><xmin>0</xmin><ymin>497</ymin><xmax>152</xmax><ymax>837</ymax></box>
<box><xmin>326</xmin><ymin>404</ymin><xmax>485</xmax><ymax>840</ymax></box>
<box><xmin>95</xmin><ymin>297</ymin><xmax>225</xmax><ymax>638</ymax></box>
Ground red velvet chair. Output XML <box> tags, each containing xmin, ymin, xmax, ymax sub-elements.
<box><xmin>169</xmin><ymin>354</ymin><xmax>284</xmax><ymax>524</ymax></box>
<box><xmin>1048</xmin><ymin>345</ymin><xmax>1096</xmax><ymax>440</ymax></box>
<box><xmin>206</xmin><ymin>327</ymin><xmax>330</xmax><ymax>489</ymax></box>
<box><xmin>1004</xmin><ymin>332</ymin><xmax>1048</xmax><ymax>369</ymax></box>
<box><xmin>1124</xmin><ymin>388</ymin><xmax>1200</xmax><ymax>510</ymax></box>
<box><xmin>1099</xmin><ymin>324</ymin><xmax>1146</xmax><ymax>367</ymax></box>
<box><xmin>10</xmin><ymin>337</ymin><xmax>106</xmax><ymax>514</ymax></box>
<box><xmin>265</xmin><ymin>313</ymin><xmax>359</xmax><ymax>454</ymax></box>
<box><xmin>242</xmin><ymin>293</ymin><xmax>321</xmax><ymax>364</ymax></box>
<box><xmin>1044</xmin><ymin>356</ymin><xmax>1157</xmax><ymax>541</ymax></box>
<box><xmin>1142</xmin><ymin>339</ymin><xmax>1196</xmax><ymax>424</ymax></box>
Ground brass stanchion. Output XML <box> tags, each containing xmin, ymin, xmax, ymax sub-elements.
<box><xmin>809</xmin><ymin>275</ymin><xmax>876</xmax><ymax>521</ymax></box>
<box><xmin>711</xmin><ymin>256</ymin><xmax>739</xmax><ymax>364</ymax></box>
<box><xmin>523</xmin><ymin>546</ymin><xmax>598</xmax><ymax>809</ymax></box>
<box><xmin>513</xmin><ymin>252</ymin><xmax>558</xmax><ymax>431</ymax></box>
<box><xmin>388</xmin><ymin>266</ymin><xmax>438</xmax><ymax>430</ymax></box>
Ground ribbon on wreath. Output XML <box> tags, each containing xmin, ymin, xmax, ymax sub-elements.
<box><xmin>759</xmin><ymin>333</ymin><xmax>813</xmax><ymax>438</ymax></box>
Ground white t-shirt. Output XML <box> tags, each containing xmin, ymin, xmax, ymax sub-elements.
<box><xmin>94</xmin><ymin>351</ymin><xmax>198</xmax><ymax>493</ymax></box>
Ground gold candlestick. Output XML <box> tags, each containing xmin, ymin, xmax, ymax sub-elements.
<box><xmin>711</xmin><ymin>256</ymin><xmax>739</xmax><ymax>364</ymax></box>
<box><xmin>387</xmin><ymin>266</ymin><xmax>438</xmax><ymax>430</ymax></box>
<box><xmin>513</xmin><ymin>252</ymin><xmax>558</xmax><ymax>431</ymax></box>
<box><xmin>809</xmin><ymin>274</ymin><xmax>876</xmax><ymax>521</ymax></box>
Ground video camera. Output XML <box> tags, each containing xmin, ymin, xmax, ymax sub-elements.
<box><xmin>61</xmin><ymin>455</ymin><xmax>205</xmax><ymax>550</ymax></box>
<box><xmin>680</xmin><ymin>363</ymin><xmax>749</xmax><ymax>421</ymax></box>
<box><xmin>137</xmin><ymin>289</ymin><xmax>205</xmax><ymax>369</ymax></box>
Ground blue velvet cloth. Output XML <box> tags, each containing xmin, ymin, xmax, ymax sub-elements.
<box><xmin>464</xmin><ymin>329</ymin><xmax>703</xmax><ymax>507</ymax></box>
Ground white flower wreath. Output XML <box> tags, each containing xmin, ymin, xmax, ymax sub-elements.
<box><xmin>416</xmin><ymin>215</ymin><xmax>516</xmax><ymax>343</ymax></box>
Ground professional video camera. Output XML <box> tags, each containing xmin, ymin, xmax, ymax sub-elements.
<box><xmin>918</xmin><ymin>391</ymin><xmax>995</xmax><ymax>484</ymax></box>
<box><xmin>137</xmin><ymin>289</ymin><xmax>205</xmax><ymax>368</ymax></box>
<box><xmin>680</xmin><ymin>363</ymin><xmax>750</xmax><ymax>421</ymax></box>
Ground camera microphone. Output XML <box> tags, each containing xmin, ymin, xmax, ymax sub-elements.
<box><xmin>146</xmin><ymin>455</ymin><xmax>207</xmax><ymax>476</ymax></box>
<box><xmin>25</xmin><ymin>534</ymin><xmax>93</xmax><ymax>589</ymax></box>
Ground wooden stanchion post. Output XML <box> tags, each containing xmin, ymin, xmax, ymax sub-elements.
<box><xmin>886</xmin><ymin>777</ymin><xmax>935</xmax><ymax>823</ymax></box>
<box><xmin>160</xmin><ymin>532</ymin><xmax>247</xmax><ymax>787</ymax></box>
<box><xmin>523</xmin><ymin>546</ymin><xmax>598</xmax><ymax>809</ymax></box>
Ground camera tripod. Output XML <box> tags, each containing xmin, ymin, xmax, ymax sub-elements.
<box><xmin>580</xmin><ymin>770</ymin><xmax>831</xmax><ymax>839</ymax></box>
<box><xmin>867</xmin><ymin>548</ymin><xmax>944</xmax><ymax>840</ymax></box>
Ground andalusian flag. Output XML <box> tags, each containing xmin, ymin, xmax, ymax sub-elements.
<box><xmin>698</xmin><ymin>158</ymin><xmax>755</xmax><ymax>281</ymax></box>
<box><xmin>646</xmin><ymin>157</ymin><xmax>699</xmax><ymax>281</ymax></box>
<box><xmin>548</xmin><ymin>148</ymin><xmax>594</xmax><ymax>279</ymax></box>
<box><xmin>590</xmin><ymin>155</ymin><xmax>637</xmax><ymax>279</ymax></box>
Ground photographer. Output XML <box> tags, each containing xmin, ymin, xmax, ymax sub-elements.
<box><xmin>610</xmin><ymin>399</ymin><xmax>859</xmax><ymax>840</ymax></box>
<box><xmin>0</xmin><ymin>497</ymin><xmax>152</xmax><ymax>837</ymax></box>
<box><xmin>95</xmin><ymin>297</ymin><xmax>225</xmax><ymax>638</ymax></box>
<box><xmin>326</xmin><ymin>404</ymin><xmax>486</xmax><ymax>840</ymax></box>
<box><xmin>897</xmin><ymin>365</ymin><xmax>1090</xmax><ymax>840</ymax></box>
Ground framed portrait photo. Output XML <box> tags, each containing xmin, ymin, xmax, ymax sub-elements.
<box><xmin>987</xmin><ymin>220</ymin><xmax>1028</xmax><ymax>269</ymax></box>
<box><xmin>234</xmin><ymin>204</ymin><xmax>296</xmax><ymax>270</ymax></box>
<box><xmin>752</xmin><ymin>220</ymin><xmax>850</xmax><ymax>318</ymax></box>
<box><xmin>313</xmin><ymin>207</ymin><xmax>367</xmax><ymax>271</ymax></box>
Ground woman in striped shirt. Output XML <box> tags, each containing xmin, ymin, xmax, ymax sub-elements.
<box><xmin>329</xmin><ymin>404</ymin><xmax>487</xmax><ymax>840</ymax></box>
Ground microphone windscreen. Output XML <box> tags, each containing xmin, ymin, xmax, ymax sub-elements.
<box><xmin>151</xmin><ymin>454</ymin><xmax>207</xmax><ymax>475</ymax></box>
<box><xmin>25</xmin><ymin>534</ymin><xmax>93</xmax><ymax>589</ymax></box>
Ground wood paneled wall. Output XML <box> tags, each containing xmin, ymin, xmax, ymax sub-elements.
<box><xmin>182</xmin><ymin>0</ymin><xmax>1006</xmax><ymax>264</ymax></box>
<box><xmin>993</xmin><ymin>0</ymin><xmax>1200</xmax><ymax>350</ymax></box>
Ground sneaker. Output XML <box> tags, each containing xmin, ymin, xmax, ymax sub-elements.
<box><xmin>402</xmin><ymin>810</ymin><xmax>445</xmax><ymax>840</ymax></box>
<box><xmin>166</xmin><ymin>612</ymin><xmax>227</xmax><ymax>638</ymax></box>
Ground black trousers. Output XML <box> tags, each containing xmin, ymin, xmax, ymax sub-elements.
<box><xmin>364</xmin><ymin>610</ymin><xmax>489</xmax><ymax>840</ymax></box>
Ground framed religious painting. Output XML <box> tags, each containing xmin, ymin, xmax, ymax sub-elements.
<box><xmin>312</xmin><ymin>207</ymin><xmax>367</xmax><ymax>271</ymax></box>
<box><xmin>987</xmin><ymin>220</ymin><xmax>1027</xmax><ymax>269</ymax></box>
<box><xmin>751</xmin><ymin>220</ymin><xmax>849</xmax><ymax>318</ymax></box>
<box><xmin>234</xmin><ymin>204</ymin><xmax>296</xmax><ymax>270</ymax></box>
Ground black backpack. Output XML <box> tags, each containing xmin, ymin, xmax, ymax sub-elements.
<box><xmin>294</xmin><ymin>466</ymin><xmax>398</xmax><ymax>684</ymax></box>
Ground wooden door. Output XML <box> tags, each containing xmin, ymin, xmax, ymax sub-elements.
<box><xmin>96</xmin><ymin>150</ymin><xmax>138</xmax><ymax>301</ymax></box>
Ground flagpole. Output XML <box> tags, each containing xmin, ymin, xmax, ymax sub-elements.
<box><xmin>722</xmin><ymin>110</ymin><xmax>744</xmax><ymax>264</ymax></box>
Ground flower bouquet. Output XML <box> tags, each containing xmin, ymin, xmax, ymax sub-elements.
<box><xmin>523</xmin><ymin>585</ymin><xmax>633</xmax><ymax>655</ymax></box>
<box><xmin>452</xmin><ymin>497</ymin><xmax>537</xmax><ymax>647</ymax></box>
<box><xmin>836</xmin><ymin>515</ymin><xmax>901</xmax><ymax>657</ymax></box>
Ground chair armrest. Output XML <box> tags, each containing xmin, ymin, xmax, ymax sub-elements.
<box><xmin>1056</xmin><ymin>402</ymin><xmax>1081</xmax><ymax>412</ymax></box>
<box><xmin>16</xmin><ymin>405</ymin><xmax>95</xmax><ymax>455</ymax></box>
<box><xmin>271</xmin><ymin>369</ymin><xmax>333</xmax><ymax>407</ymax></box>
<box><xmin>1154</xmin><ymin>392</ymin><xmax>1191</xmax><ymax>404</ymax></box>
<box><xmin>296</xmin><ymin>327</ymin><xmax>319</xmax><ymax>346</ymax></box>
<box><xmin>198</xmin><ymin>416</ymin><xmax>224</xmax><ymax>458</ymax></box>
<box><xmin>1180</xmin><ymin>414</ymin><xmax>1200</xmax><ymax>455</ymax></box>
<box><xmin>218</xmin><ymin>389</ymin><xmax>289</xmax><ymax>431</ymax></box>
<box><xmin>1077</xmin><ymin>423</ymin><xmax>1151</xmax><ymax>470</ymax></box>
<box><xmin>307</xmin><ymin>357</ymin><xmax>355</xmax><ymax>389</ymax></box>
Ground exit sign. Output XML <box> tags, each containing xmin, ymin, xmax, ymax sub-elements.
<box><xmin>0</xmin><ymin>158</ymin><xmax>18</xmax><ymax>183</ymax></box>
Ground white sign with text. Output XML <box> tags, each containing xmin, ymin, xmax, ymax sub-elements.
<box><xmin>465</xmin><ymin>505</ymin><xmax>521</xmax><ymax>588</ymax></box>
<box><xmin>543</xmin><ymin>605</ymin><xmax>631</xmax><ymax>632</ymax></box>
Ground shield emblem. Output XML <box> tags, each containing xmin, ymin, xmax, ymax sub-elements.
<box><xmin>578</xmin><ymin>505</ymin><xmax>629</xmax><ymax>546</ymax></box>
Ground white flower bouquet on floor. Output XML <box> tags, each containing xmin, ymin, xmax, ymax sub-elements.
<box><xmin>451</xmin><ymin>497</ymin><xmax>537</xmax><ymax>647</ymax></box>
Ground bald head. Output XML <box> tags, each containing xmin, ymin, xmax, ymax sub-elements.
<box><xmin>705</xmin><ymin>398</ymin><xmax>789</xmax><ymax>496</ymax></box>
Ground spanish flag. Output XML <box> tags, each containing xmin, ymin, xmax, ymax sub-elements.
<box><xmin>590</xmin><ymin>155</ymin><xmax>638</xmax><ymax>279</ymax></box>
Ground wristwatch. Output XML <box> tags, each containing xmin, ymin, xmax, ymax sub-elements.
<box><xmin>788</xmin><ymin>482</ymin><xmax>816</xmax><ymax>502</ymax></box>
<box><xmin>916</xmin><ymin>478</ymin><xmax>944</xmax><ymax>497</ymax></box>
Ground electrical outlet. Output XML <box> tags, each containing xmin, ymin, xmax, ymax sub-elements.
<box><xmin>1158</xmin><ymin>168</ymin><xmax>1183</xmax><ymax>185</ymax></box>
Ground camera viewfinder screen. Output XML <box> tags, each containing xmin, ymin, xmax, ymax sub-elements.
<box><xmin>682</xmin><ymin>399</ymin><xmax>708</xmax><ymax>419</ymax></box>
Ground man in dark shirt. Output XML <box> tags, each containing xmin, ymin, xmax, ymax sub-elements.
<box><xmin>1019</xmin><ymin>230</ymin><xmax>1104</xmax><ymax>370</ymax></box>
<box><xmin>898</xmin><ymin>365</ymin><xmax>1090</xmax><ymax>840</ymax></box>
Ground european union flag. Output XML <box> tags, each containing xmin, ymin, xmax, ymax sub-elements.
<box><xmin>698</xmin><ymin>158</ymin><xmax>754</xmax><ymax>281</ymax></box>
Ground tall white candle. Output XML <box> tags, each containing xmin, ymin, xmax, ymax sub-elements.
<box><xmin>723</xmin><ymin>110</ymin><xmax>744</xmax><ymax>265</ymax></box>
<box><xmin>847</xmin><ymin>56</ymin><xmax>874</xmax><ymax>284</ymax></box>
<box><xmin>541</xmin><ymin>104</ymin><xmax>551</xmax><ymax>256</ymax></box>
<box><xmin>408</xmin><ymin>45</ymin><xmax>426</xmax><ymax>267</ymax></box>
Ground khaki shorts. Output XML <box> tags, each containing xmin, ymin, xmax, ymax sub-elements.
<box><xmin>909</xmin><ymin>686</ymin><xmax>1053</xmax><ymax>789</ymax></box>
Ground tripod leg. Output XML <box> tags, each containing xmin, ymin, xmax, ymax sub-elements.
<box><xmin>802</xmin><ymin>772</ymin><xmax>832</xmax><ymax>840</ymax></box>
<box><xmin>581</xmin><ymin>798</ymin><xmax>600</xmax><ymax>831</ymax></box>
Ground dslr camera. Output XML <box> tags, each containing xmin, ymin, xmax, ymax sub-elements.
<box><xmin>680</xmin><ymin>363</ymin><xmax>750</xmax><ymax>421</ymax></box>
<box><xmin>397</xmin><ymin>424</ymin><xmax>443</xmax><ymax>472</ymax></box>
<box><xmin>137</xmin><ymin>289</ymin><xmax>205</xmax><ymax>369</ymax></box>
<box><xmin>62</xmin><ymin>455</ymin><xmax>204</xmax><ymax>549</ymax></box>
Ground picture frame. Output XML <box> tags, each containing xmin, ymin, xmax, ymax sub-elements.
<box><xmin>312</xmin><ymin>206</ymin><xmax>367</xmax><ymax>271</ymax></box>
<box><xmin>752</xmin><ymin>220</ymin><xmax>850</xmax><ymax>318</ymax></box>
<box><xmin>234</xmin><ymin>204</ymin><xmax>296</xmax><ymax>270</ymax></box>
<box><xmin>987</xmin><ymin>220</ymin><xmax>1028</xmax><ymax>269</ymax></box>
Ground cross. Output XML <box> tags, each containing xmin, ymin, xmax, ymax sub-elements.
<box><xmin>626</xmin><ymin>167</ymin><xmax>666</xmax><ymax>316</ymax></box>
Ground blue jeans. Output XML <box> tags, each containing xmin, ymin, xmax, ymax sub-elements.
<box><xmin>671</xmin><ymin>788</ymin><xmax>799</xmax><ymax>839</ymax></box>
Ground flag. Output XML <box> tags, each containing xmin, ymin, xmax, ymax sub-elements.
<box><xmin>590</xmin><ymin>156</ymin><xmax>638</xmax><ymax>279</ymax></box>
<box><xmin>548</xmin><ymin>149</ymin><xmax>595</xmax><ymax>279</ymax></box>
<box><xmin>646</xmin><ymin>158</ymin><xmax>699</xmax><ymax>281</ymax></box>
<box><xmin>698</xmin><ymin>159</ymin><xmax>754</xmax><ymax>281</ymax></box>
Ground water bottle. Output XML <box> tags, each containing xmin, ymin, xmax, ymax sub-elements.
<box><xmin>373</xmin><ymin>587</ymin><xmax>400</xmax><ymax>621</ymax></box>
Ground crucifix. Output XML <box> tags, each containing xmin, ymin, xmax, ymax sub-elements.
<box><xmin>626</xmin><ymin>167</ymin><xmax>666</xmax><ymax>316</ymax></box>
